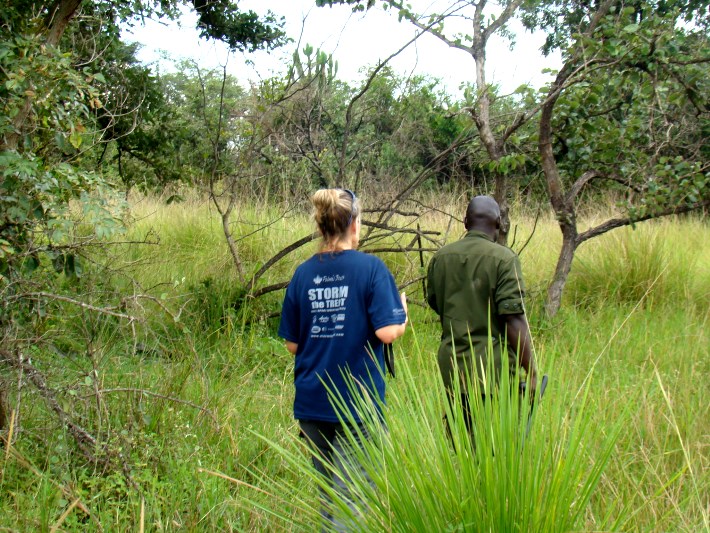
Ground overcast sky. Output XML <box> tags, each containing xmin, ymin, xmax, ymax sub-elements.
<box><xmin>122</xmin><ymin>0</ymin><xmax>561</xmax><ymax>97</ymax></box>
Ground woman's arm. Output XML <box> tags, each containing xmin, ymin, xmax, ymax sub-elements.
<box><xmin>375</xmin><ymin>323</ymin><xmax>406</xmax><ymax>344</ymax></box>
<box><xmin>375</xmin><ymin>292</ymin><xmax>408</xmax><ymax>344</ymax></box>
<box><xmin>285</xmin><ymin>341</ymin><xmax>298</xmax><ymax>354</ymax></box>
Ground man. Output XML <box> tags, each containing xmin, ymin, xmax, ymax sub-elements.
<box><xmin>427</xmin><ymin>196</ymin><xmax>537</xmax><ymax>422</ymax></box>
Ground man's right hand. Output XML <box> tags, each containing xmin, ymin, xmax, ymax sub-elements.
<box><xmin>528</xmin><ymin>371</ymin><xmax>537</xmax><ymax>401</ymax></box>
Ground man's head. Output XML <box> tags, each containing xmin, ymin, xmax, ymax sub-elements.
<box><xmin>464</xmin><ymin>195</ymin><xmax>501</xmax><ymax>239</ymax></box>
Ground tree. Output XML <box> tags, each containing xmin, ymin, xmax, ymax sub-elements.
<box><xmin>317</xmin><ymin>0</ymin><xmax>546</xmax><ymax>242</ymax></box>
<box><xmin>0</xmin><ymin>0</ymin><xmax>286</xmax><ymax>438</ymax></box>
<box><xmin>536</xmin><ymin>0</ymin><xmax>709</xmax><ymax>315</ymax></box>
<box><xmin>319</xmin><ymin>0</ymin><xmax>708</xmax><ymax>316</ymax></box>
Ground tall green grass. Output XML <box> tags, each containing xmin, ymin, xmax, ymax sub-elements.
<box><xmin>1</xmin><ymin>196</ymin><xmax>707</xmax><ymax>531</ymax></box>
<box><xmin>565</xmin><ymin>219</ymin><xmax>709</xmax><ymax>312</ymax></box>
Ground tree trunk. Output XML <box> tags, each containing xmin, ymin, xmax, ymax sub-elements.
<box><xmin>537</xmin><ymin>0</ymin><xmax>618</xmax><ymax>316</ymax></box>
<box><xmin>45</xmin><ymin>0</ymin><xmax>83</xmax><ymax>46</ymax></box>
<box><xmin>470</xmin><ymin>35</ymin><xmax>511</xmax><ymax>244</ymax></box>
<box><xmin>539</xmin><ymin>64</ymin><xmax>579</xmax><ymax>317</ymax></box>
<box><xmin>545</xmin><ymin>226</ymin><xmax>577</xmax><ymax>317</ymax></box>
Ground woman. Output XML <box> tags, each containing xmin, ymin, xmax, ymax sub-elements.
<box><xmin>278</xmin><ymin>188</ymin><xmax>407</xmax><ymax>527</ymax></box>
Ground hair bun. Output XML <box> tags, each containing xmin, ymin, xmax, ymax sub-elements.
<box><xmin>311</xmin><ymin>189</ymin><xmax>358</xmax><ymax>246</ymax></box>
<box><xmin>312</xmin><ymin>189</ymin><xmax>340</xmax><ymax>212</ymax></box>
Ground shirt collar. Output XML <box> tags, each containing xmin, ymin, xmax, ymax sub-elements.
<box><xmin>465</xmin><ymin>229</ymin><xmax>494</xmax><ymax>242</ymax></box>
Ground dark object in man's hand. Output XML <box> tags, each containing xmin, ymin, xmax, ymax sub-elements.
<box><xmin>519</xmin><ymin>374</ymin><xmax>548</xmax><ymax>405</ymax></box>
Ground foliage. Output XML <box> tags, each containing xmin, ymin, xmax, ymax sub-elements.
<box><xmin>0</xmin><ymin>1</ymin><xmax>291</xmax><ymax>508</ymax></box>
<box><xmin>0</xmin><ymin>0</ymin><xmax>289</xmax><ymax>277</ymax></box>
<box><xmin>157</xmin><ymin>62</ymin><xmax>249</xmax><ymax>187</ymax></box>
<box><xmin>1</xmin><ymin>0</ymin><xmax>709</xmax><ymax>523</ymax></box>
<box><xmin>521</xmin><ymin>0</ymin><xmax>710</xmax><ymax>55</ymax></box>
<box><xmin>551</xmin><ymin>7</ymin><xmax>709</xmax><ymax>218</ymax></box>
<box><xmin>0</xmin><ymin>31</ymin><xmax>124</xmax><ymax>286</ymax></box>
<box><xmin>536</xmin><ymin>0</ymin><xmax>709</xmax><ymax>315</ymax></box>
<box><xmin>66</xmin><ymin>12</ymin><xmax>178</xmax><ymax>191</ymax></box>
<box><xmin>101</xmin><ymin>0</ymin><xmax>287</xmax><ymax>52</ymax></box>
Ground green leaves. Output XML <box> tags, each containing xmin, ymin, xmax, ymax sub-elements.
<box><xmin>51</xmin><ymin>252</ymin><xmax>83</xmax><ymax>278</ymax></box>
<box><xmin>191</xmin><ymin>1</ymin><xmax>287</xmax><ymax>52</ymax></box>
<box><xmin>488</xmin><ymin>154</ymin><xmax>528</xmax><ymax>175</ymax></box>
<box><xmin>623</xmin><ymin>23</ymin><xmax>640</xmax><ymax>33</ymax></box>
<box><xmin>547</xmin><ymin>5</ymin><xmax>709</xmax><ymax>217</ymax></box>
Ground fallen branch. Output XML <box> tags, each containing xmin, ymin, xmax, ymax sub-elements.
<box><xmin>92</xmin><ymin>388</ymin><xmax>219</xmax><ymax>427</ymax></box>
<box><xmin>13</xmin><ymin>292</ymin><xmax>138</xmax><ymax>321</ymax></box>
<box><xmin>0</xmin><ymin>349</ymin><xmax>136</xmax><ymax>488</ymax></box>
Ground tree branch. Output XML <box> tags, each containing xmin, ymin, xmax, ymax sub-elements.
<box><xmin>483</xmin><ymin>0</ymin><xmax>525</xmax><ymax>41</ymax></box>
<box><xmin>246</xmin><ymin>233</ymin><xmax>317</xmax><ymax>294</ymax></box>
<box><xmin>13</xmin><ymin>292</ymin><xmax>138</xmax><ymax>321</ymax></box>
<box><xmin>576</xmin><ymin>200</ymin><xmax>710</xmax><ymax>245</ymax></box>
<box><xmin>92</xmin><ymin>388</ymin><xmax>219</xmax><ymax>426</ymax></box>
<box><xmin>383</xmin><ymin>1</ymin><xmax>472</xmax><ymax>53</ymax></box>
<box><xmin>337</xmin><ymin>18</ymin><xmax>431</xmax><ymax>183</ymax></box>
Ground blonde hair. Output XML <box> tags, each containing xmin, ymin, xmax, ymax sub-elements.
<box><xmin>311</xmin><ymin>189</ymin><xmax>360</xmax><ymax>248</ymax></box>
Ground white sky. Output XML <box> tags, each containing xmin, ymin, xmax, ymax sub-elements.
<box><xmin>122</xmin><ymin>0</ymin><xmax>561</xmax><ymax>97</ymax></box>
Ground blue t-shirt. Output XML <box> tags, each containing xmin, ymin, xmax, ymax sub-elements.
<box><xmin>278</xmin><ymin>250</ymin><xmax>406</xmax><ymax>423</ymax></box>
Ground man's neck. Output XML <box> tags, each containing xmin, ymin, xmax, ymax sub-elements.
<box><xmin>467</xmin><ymin>226</ymin><xmax>496</xmax><ymax>240</ymax></box>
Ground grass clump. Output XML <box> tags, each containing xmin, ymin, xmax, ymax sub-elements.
<box><xmin>242</xmin><ymin>334</ymin><xmax>627</xmax><ymax>532</ymax></box>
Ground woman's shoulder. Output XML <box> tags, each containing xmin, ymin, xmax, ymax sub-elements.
<box><xmin>291</xmin><ymin>255</ymin><xmax>320</xmax><ymax>277</ymax></box>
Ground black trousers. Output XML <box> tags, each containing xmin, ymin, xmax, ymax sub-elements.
<box><xmin>299</xmin><ymin>420</ymin><xmax>372</xmax><ymax>531</ymax></box>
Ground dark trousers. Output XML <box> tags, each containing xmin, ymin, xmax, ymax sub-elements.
<box><xmin>444</xmin><ymin>393</ymin><xmax>486</xmax><ymax>437</ymax></box>
<box><xmin>299</xmin><ymin>420</ymin><xmax>372</xmax><ymax>531</ymax></box>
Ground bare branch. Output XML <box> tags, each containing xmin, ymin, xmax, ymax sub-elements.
<box><xmin>514</xmin><ymin>205</ymin><xmax>543</xmax><ymax>256</ymax></box>
<box><xmin>13</xmin><ymin>292</ymin><xmax>138</xmax><ymax>321</ymax></box>
<box><xmin>337</xmin><ymin>19</ymin><xmax>432</xmax><ymax>183</ymax></box>
<box><xmin>246</xmin><ymin>233</ymin><xmax>317</xmax><ymax>294</ymax></box>
<box><xmin>483</xmin><ymin>0</ymin><xmax>525</xmax><ymax>41</ymax></box>
<box><xmin>368</xmin><ymin>129</ymin><xmax>477</xmax><ymax>231</ymax></box>
<box><xmin>383</xmin><ymin>1</ymin><xmax>472</xmax><ymax>53</ymax></box>
<box><xmin>1</xmin><ymin>350</ymin><xmax>101</xmax><ymax>467</ymax></box>
<box><xmin>566</xmin><ymin>171</ymin><xmax>645</xmax><ymax>204</ymax></box>
<box><xmin>576</xmin><ymin>200</ymin><xmax>710</xmax><ymax>245</ymax></box>
<box><xmin>92</xmin><ymin>388</ymin><xmax>219</xmax><ymax>426</ymax></box>
<box><xmin>250</xmin><ymin>281</ymin><xmax>290</xmax><ymax>299</ymax></box>
<box><xmin>363</xmin><ymin>220</ymin><xmax>440</xmax><ymax>237</ymax></box>
<box><xmin>364</xmin><ymin>246</ymin><xmax>439</xmax><ymax>254</ymax></box>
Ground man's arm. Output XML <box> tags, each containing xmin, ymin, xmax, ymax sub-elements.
<box><xmin>505</xmin><ymin>313</ymin><xmax>537</xmax><ymax>392</ymax></box>
<box><xmin>426</xmin><ymin>258</ymin><xmax>439</xmax><ymax>313</ymax></box>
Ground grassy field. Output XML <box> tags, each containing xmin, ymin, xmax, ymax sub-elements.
<box><xmin>1</xmin><ymin>194</ymin><xmax>708</xmax><ymax>531</ymax></box>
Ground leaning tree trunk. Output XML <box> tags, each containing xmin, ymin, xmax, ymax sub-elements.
<box><xmin>539</xmin><ymin>58</ymin><xmax>579</xmax><ymax>317</ymax></box>
<box><xmin>545</xmin><ymin>223</ymin><xmax>578</xmax><ymax>317</ymax></box>
<box><xmin>537</xmin><ymin>0</ymin><xmax>615</xmax><ymax>317</ymax></box>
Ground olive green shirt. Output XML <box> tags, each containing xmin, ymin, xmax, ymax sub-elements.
<box><xmin>426</xmin><ymin>230</ymin><xmax>526</xmax><ymax>391</ymax></box>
